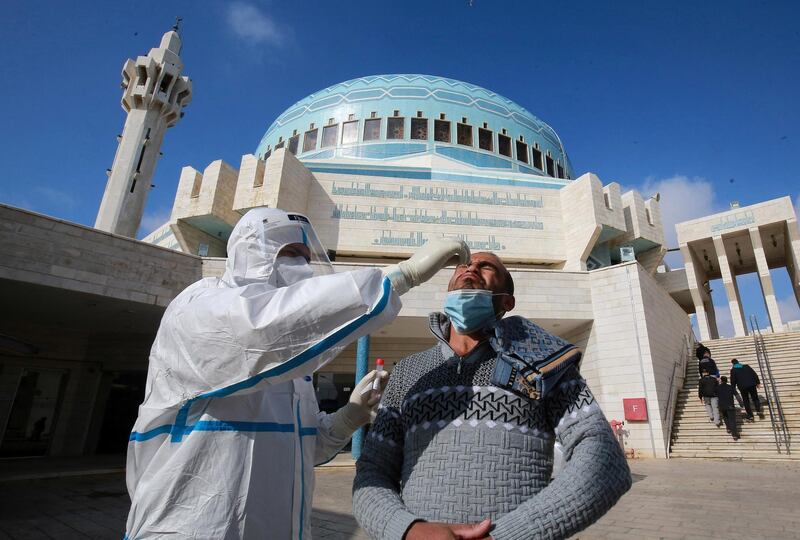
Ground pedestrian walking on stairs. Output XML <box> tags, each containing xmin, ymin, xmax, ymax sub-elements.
<box><xmin>717</xmin><ymin>376</ymin><xmax>743</xmax><ymax>440</ymax></box>
<box><xmin>730</xmin><ymin>359</ymin><xmax>764</xmax><ymax>421</ymax></box>
<box><xmin>698</xmin><ymin>369</ymin><xmax>721</xmax><ymax>427</ymax></box>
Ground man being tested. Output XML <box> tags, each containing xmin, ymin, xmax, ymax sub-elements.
<box><xmin>124</xmin><ymin>208</ymin><xmax>469</xmax><ymax>539</ymax></box>
<box><xmin>353</xmin><ymin>252</ymin><xmax>631</xmax><ymax>540</ymax></box>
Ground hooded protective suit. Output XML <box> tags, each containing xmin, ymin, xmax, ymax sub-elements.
<box><xmin>125</xmin><ymin>208</ymin><xmax>402</xmax><ymax>539</ymax></box>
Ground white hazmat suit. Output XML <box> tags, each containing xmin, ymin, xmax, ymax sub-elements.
<box><xmin>125</xmin><ymin>208</ymin><xmax>468</xmax><ymax>539</ymax></box>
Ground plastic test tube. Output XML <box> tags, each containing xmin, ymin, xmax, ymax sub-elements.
<box><xmin>372</xmin><ymin>358</ymin><xmax>385</xmax><ymax>391</ymax></box>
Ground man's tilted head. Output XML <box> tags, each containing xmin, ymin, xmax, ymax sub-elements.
<box><xmin>442</xmin><ymin>252</ymin><xmax>515</xmax><ymax>334</ymax></box>
<box><xmin>448</xmin><ymin>252</ymin><xmax>509</xmax><ymax>291</ymax></box>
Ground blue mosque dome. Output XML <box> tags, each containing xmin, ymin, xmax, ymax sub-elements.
<box><xmin>256</xmin><ymin>74</ymin><xmax>573</xmax><ymax>180</ymax></box>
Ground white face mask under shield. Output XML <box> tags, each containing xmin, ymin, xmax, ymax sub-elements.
<box><xmin>273</xmin><ymin>256</ymin><xmax>315</xmax><ymax>287</ymax></box>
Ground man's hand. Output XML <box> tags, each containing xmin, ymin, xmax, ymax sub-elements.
<box><xmin>405</xmin><ymin>519</ymin><xmax>492</xmax><ymax>540</ymax></box>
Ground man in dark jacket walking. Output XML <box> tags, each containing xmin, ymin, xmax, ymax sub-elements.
<box><xmin>698</xmin><ymin>347</ymin><xmax>720</xmax><ymax>378</ymax></box>
<box><xmin>730</xmin><ymin>359</ymin><xmax>763</xmax><ymax>421</ymax></box>
<box><xmin>698</xmin><ymin>369</ymin><xmax>721</xmax><ymax>426</ymax></box>
<box><xmin>717</xmin><ymin>376</ymin><xmax>743</xmax><ymax>440</ymax></box>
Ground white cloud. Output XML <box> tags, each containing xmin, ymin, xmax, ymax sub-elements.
<box><xmin>778</xmin><ymin>294</ymin><xmax>800</xmax><ymax>324</ymax></box>
<box><xmin>690</xmin><ymin>302</ymin><xmax>735</xmax><ymax>339</ymax></box>
<box><xmin>638</xmin><ymin>175</ymin><xmax>721</xmax><ymax>250</ymax></box>
<box><xmin>632</xmin><ymin>175</ymin><xmax>723</xmax><ymax>268</ymax></box>
<box><xmin>226</xmin><ymin>2</ymin><xmax>284</xmax><ymax>46</ymax></box>
<box><xmin>0</xmin><ymin>186</ymin><xmax>76</xmax><ymax>217</ymax></box>
<box><xmin>712</xmin><ymin>303</ymin><xmax>735</xmax><ymax>338</ymax></box>
<box><xmin>138</xmin><ymin>208</ymin><xmax>171</xmax><ymax>239</ymax></box>
<box><xmin>0</xmin><ymin>190</ymin><xmax>35</xmax><ymax>213</ymax></box>
<box><xmin>35</xmin><ymin>187</ymin><xmax>77</xmax><ymax>211</ymax></box>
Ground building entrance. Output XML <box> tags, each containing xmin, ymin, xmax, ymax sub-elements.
<box><xmin>96</xmin><ymin>371</ymin><xmax>146</xmax><ymax>454</ymax></box>
<box><xmin>0</xmin><ymin>368</ymin><xmax>68</xmax><ymax>458</ymax></box>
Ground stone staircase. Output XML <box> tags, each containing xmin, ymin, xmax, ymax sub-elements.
<box><xmin>669</xmin><ymin>331</ymin><xmax>800</xmax><ymax>460</ymax></box>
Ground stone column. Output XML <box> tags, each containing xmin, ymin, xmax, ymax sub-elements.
<box><xmin>680</xmin><ymin>243</ymin><xmax>718</xmax><ymax>340</ymax></box>
<box><xmin>786</xmin><ymin>219</ymin><xmax>800</xmax><ymax>308</ymax></box>
<box><xmin>351</xmin><ymin>334</ymin><xmax>370</xmax><ymax>460</ymax></box>
<box><xmin>749</xmin><ymin>227</ymin><xmax>784</xmax><ymax>332</ymax></box>
<box><xmin>712</xmin><ymin>236</ymin><xmax>747</xmax><ymax>337</ymax></box>
<box><xmin>705</xmin><ymin>296</ymin><xmax>720</xmax><ymax>339</ymax></box>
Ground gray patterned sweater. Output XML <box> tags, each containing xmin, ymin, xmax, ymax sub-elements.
<box><xmin>352</xmin><ymin>314</ymin><xmax>631</xmax><ymax>540</ymax></box>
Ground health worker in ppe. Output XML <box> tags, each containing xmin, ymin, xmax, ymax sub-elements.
<box><xmin>124</xmin><ymin>207</ymin><xmax>470</xmax><ymax>539</ymax></box>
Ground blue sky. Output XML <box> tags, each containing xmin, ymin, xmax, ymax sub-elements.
<box><xmin>1</xmin><ymin>0</ymin><xmax>798</xmax><ymax>334</ymax></box>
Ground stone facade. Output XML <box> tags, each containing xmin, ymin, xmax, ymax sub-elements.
<box><xmin>159</xmin><ymin>149</ymin><xmax>664</xmax><ymax>272</ymax></box>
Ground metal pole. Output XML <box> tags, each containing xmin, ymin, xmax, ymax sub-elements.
<box><xmin>351</xmin><ymin>334</ymin><xmax>370</xmax><ymax>460</ymax></box>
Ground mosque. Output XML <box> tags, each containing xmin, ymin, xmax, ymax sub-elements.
<box><xmin>1</xmin><ymin>29</ymin><xmax>798</xmax><ymax>461</ymax></box>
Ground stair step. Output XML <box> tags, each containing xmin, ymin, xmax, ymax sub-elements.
<box><xmin>671</xmin><ymin>420</ymin><xmax>794</xmax><ymax>429</ymax></box>
<box><xmin>674</xmin><ymin>409</ymin><xmax>800</xmax><ymax>418</ymax></box>
<box><xmin>672</xmin><ymin>422</ymin><xmax>784</xmax><ymax>437</ymax></box>
<box><xmin>674</xmin><ymin>404</ymin><xmax>800</xmax><ymax>412</ymax></box>
<box><xmin>669</xmin><ymin>450</ymin><xmax>798</xmax><ymax>460</ymax></box>
<box><xmin>671</xmin><ymin>440</ymin><xmax>789</xmax><ymax>447</ymax></box>
<box><xmin>670</xmin><ymin>433</ymin><xmax>786</xmax><ymax>441</ymax></box>
<box><xmin>685</xmin><ymin>371</ymin><xmax>800</xmax><ymax>379</ymax></box>
<box><xmin>671</xmin><ymin>427</ymin><xmax>797</xmax><ymax>434</ymax></box>
<box><xmin>671</xmin><ymin>444</ymin><xmax>787</xmax><ymax>451</ymax></box>
<box><xmin>685</xmin><ymin>369</ymin><xmax>800</xmax><ymax>377</ymax></box>
<box><xmin>675</xmin><ymin>406</ymin><xmax>800</xmax><ymax>414</ymax></box>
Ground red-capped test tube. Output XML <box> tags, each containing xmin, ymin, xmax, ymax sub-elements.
<box><xmin>372</xmin><ymin>358</ymin><xmax>385</xmax><ymax>391</ymax></box>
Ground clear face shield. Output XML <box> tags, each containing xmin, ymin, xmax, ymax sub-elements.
<box><xmin>263</xmin><ymin>213</ymin><xmax>333</xmax><ymax>287</ymax></box>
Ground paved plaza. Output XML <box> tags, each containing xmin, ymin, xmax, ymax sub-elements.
<box><xmin>0</xmin><ymin>458</ymin><xmax>798</xmax><ymax>539</ymax></box>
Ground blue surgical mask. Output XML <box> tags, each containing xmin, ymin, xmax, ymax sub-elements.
<box><xmin>444</xmin><ymin>289</ymin><xmax>506</xmax><ymax>334</ymax></box>
<box><xmin>273</xmin><ymin>256</ymin><xmax>314</xmax><ymax>286</ymax></box>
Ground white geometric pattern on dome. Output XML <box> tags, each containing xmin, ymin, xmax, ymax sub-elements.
<box><xmin>267</xmin><ymin>84</ymin><xmax>555</xmax><ymax>141</ymax></box>
<box><xmin>260</xmin><ymin>74</ymin><xmax>564</xmax><ymax>153</ymax></box>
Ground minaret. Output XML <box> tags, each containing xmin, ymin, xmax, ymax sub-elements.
<box><xmin>95</xmin><ymin>25</ymin><xmax>192</xmax><ymax>237</ymax></box>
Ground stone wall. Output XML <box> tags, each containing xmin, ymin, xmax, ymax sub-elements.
<box><xmin>0</xmin><ymin>204</ymin><xmax>201</xmax><ymax>307</ymax></box>
<box><xmin>637</xmin><ymin>265</ymin><xmax>694</xmax><ymax>454</ymax></box>
<box><xmin>583</xmin><ymin>262</ymin><xmax>692</xmax><ymax>458</ymax></box>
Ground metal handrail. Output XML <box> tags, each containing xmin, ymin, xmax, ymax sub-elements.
<box><xmin>749</xmin><ymin>315</ymin><xmax>791</xmax><ymax>455</ymax></box>
<box><xmin>665</xmin><ymin>333</ymin><xmax>693</xmax><ymax>457</ymax></box>
<box><xmin>663</xmin><ymin>361</ymin><xmax>680</xmax><ymax>420</ymax></box>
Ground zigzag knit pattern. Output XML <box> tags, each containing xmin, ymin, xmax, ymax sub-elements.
<box><xmin>353</xmin><ymin>315</ymin><xmax>631</xmax><ymax>540</ymax></box>
<box><xmin>402</xmin><ymin>386</ymin><xmax>550</xmax><ymax>433</ymax></box>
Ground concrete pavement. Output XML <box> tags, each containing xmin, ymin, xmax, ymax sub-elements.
<box><xmin>1</xmin><ymin>458</ymin><xmax>799</xmax><ymax>539</ymax></box>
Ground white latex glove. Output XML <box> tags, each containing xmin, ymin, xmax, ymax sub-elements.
<box><xmin>329</xmin><ymin>370</ymin><xmax>389</xmax><ymax>439</ymax></box>
<box><xmin>382</xmin><ymin>237</ymin><xmax>471</xmax><ymax>295</ymax></box>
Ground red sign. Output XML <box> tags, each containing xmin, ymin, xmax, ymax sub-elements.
<box><xmin>623</xmin><ymin>398</ymin><xmax>648</xmax><ymax>421</ymax></box>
